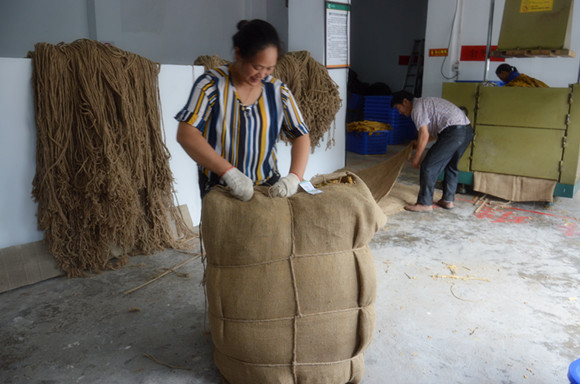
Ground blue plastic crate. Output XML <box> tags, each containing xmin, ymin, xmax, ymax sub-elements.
<box><xmin>347</xmin><ymin>93</ymin><xmax>364</xmax><ymax>110</ymax></box>
<box><xmin>363</xmin><ymin>96</ymin><xmax>399</xmax><ymax>124</ymax></box>
<box><xmin>363</xmin><ymin>95</ymin><xmax>392</xmax><ymax>106</ymax></box>
<box><xmin>346</xmin><ymin>130</ymin><xmax>390</xmax><ymax>155</ymax></box>
<box><xmin>346</xmin><ymin>93</ymin><xmax>364</xmax><ymax>123</ymax></box>
<box><xmin>361</xmin><ymin>95</ymin><xmax>417</xmax><ymax>145</ymax></box>
<box><xmin>388</xmin><ymin>121</ymin><xmax>416</xmax><ymax>145</ymax></box>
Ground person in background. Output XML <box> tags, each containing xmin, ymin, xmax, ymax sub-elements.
<box><xmin>175</xmin><ymin>19</ymin><xmax>310</xmax><ymax>201</ymax></box>
<box><xmin>391</xmin><ymin>90</ymin><xmax>473</xmax><ymax>212</ymax></box>
<box><xmin>495</xmin><ymin>63</ymin><xmax>549</xmax><ymax>87</ymax></box>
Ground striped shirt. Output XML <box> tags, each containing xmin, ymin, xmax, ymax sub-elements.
<box><xmin>411</xmin><ymin>97</ymin><xmax>470</xmax><ymax>137</ymax></box>
<box><xmin>175</xmin><ymin>65</ymin><xmax>309</xmax><ymax>185</ymax></box>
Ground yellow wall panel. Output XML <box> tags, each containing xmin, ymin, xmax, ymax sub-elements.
<box><xmin>442</xmin><ymin>82</ymin><xmax>478</xmax><ymax>172</ymax></box>
<box><xmin>561</xmin><ymin>84</ymin><xmax>580</xmax><ymax>184</ymax></box>
<box><xmin>497</xmin><ymin>0</ymin><xmax>573</xmax><ymax>50</ymax></box>
<box><xmin>472</xmin><ymin>125</ymin><xmax>564</xmax><ymax>180</ymax></box>
<box><xmin>477</xmin><ymin>87</ymin><xmax>569</xmax><ymax>130</ymax></box>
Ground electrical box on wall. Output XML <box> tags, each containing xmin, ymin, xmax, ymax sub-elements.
<box><xmin>497</xmin><ymin>0</ymin><xmax>574</xmax><ymax>51</ymax></box>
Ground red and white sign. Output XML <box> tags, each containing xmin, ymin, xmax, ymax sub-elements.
<box><xmin>460</xmin><ymin>45</ymin><xmax>504</xmax><ymax>62</ymax></box>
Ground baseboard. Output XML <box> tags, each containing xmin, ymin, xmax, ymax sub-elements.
<box><xmin>437</xmin><ymin>171</ymin><xmax>474</xmax><ymax>185</ymax></box>
<box><xmin>554</xmin><ymin>181</ymin><xmax>580</xmax><ymax>198</ymax></box>
<box><xmin>0</xmin><ymin>240</ymin><xmax>61</xmax><ymax>293</ymax></box>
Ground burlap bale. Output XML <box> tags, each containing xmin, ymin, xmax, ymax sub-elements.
<box><xmin>201</xmin><ymin>171</ymin><xmax>386</xmax><ymax>384</ymax></box>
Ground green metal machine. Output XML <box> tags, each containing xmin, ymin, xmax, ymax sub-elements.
<box><xmin>497</xmin><ymin>0</ymin><xmax>574</xmax><ymax>52</ymax></box>
<box><xmin>442</xmin><ymin>82</ymin><xmax>580</xmax><ymax>197</ymax></box>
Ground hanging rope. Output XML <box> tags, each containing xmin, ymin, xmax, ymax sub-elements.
<box><xmin>194</xmin><ymin>51</ymin><xmax>342</xmax><ymax>149</ymax></box>
<box><xmin>28</xmin><ymin>39</ymin><xmax>192</xmax><ymax>277</ymax></box>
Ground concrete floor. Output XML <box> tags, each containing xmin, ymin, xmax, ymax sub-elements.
<box><xmin>2</xmin><ymin>145</ymin><xmax>580</xmax><ymax>383</ymax></box>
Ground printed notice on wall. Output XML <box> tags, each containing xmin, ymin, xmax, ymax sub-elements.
<box><xmin>520</xmin><ymin>0</ymin><xmax>553</xmax><ymax>13</ymax></box>
<box><xmin>325</xmin><ymin>2</ymin><xmax>350</xmax><ymax>68</ymax></box>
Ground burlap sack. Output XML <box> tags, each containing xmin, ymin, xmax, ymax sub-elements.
<box><xmin>201</xmin><ymin>171</ymin><xmax>387</xmax><ymax>384</ymax></box>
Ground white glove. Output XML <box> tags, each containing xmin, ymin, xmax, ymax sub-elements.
<box><xmin>221</xmin><ymin>167</ymin><xmax>254</xmax><ymax>201</ymax></box>
<box><xmin>270</xmin><ymin>173</ymin><xmax>301</xmax><ymax>198</ymax></box>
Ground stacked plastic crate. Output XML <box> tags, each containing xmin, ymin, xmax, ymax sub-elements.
<box><xmin>346</xmin><ymin>93</ymin><xmax>390</xmax><ymax>155</ymax></box>
<box><xmin>346</xmin><ymin>93</ymin><xmax>364</xmax><ymax>123</ymax></box>
<box><xmin>363</xmin><ymin>95</ymin><xmax>416</xmax><ymax>145</ymax></box>
<box><xmin>346</xmin><ymin>129</ymin><xmax>390</xmax><ymax>155</ymax></box>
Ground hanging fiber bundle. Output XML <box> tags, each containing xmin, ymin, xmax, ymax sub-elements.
<box><xmin>194</xmin><ymin>51</ymin><xmax>342</xmax><ymax>149</ymax></box>
<box><xmin>273</xmin><ymin>51</ymin><xmax>341</xmax><ymax>149</ymax></box>
<box><xmin>28</xmin><ymin>39</ymin><xmax>190</xmax><ymax>277</ymax></box>
<box><xmin>194</xmin><ymin>54</ymin><xmax>229</xmax><ymax>70</ymax></box>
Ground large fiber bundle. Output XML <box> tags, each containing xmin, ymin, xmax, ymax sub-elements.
<box><xmin>28</xmin><ymin>39</ymin><xmax>190</xmax><ymax>276</ymax></box>
<box><xmin>201</xmin><ymin>171</ymin><xmax>386</xmax><ymax>383</ymax></box>
<box><xmin>194</xmin><ymin>51</ymin><xmax>341</xmax><ymax>149</ymax></box>
<box><xmin>194</xmin><ymin>54</ymin><xmax>229</xmax><ymax>70</ymax></box>
<box><xmin>273</xmin><ymin>51</ymin><xmax>342</xmax><ymax>149</ymax></box>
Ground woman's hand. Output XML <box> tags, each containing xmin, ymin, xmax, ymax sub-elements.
<box><xmin>221</xmin><ymin>167</ymin><xmax>254</xmax><ymax>201</ymax></box>
<box><xmin>270</xmin><ymin>173</ymin><xmax>301</xmax><ymax>198</ymax></box>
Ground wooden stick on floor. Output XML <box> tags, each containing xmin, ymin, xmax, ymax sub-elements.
<box><xmin>143</xmin><ymin>353</ymin><xmax>192</xmax><ymax>370</ymax></box>
<box><xmin>474</xmin><ymin>198</ymin><xmax>488</xmax><ymax>214</ymax></box>
<box><xmin>123</xmin><ymin>254</ymin><xmax>199</xmax><ymax>295</ymax></box>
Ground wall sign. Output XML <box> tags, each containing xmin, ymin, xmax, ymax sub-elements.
<box><xmin>325</xmin><ymin>2</ymin><xmax>351</xmax><ymax>68</ymax></box>
<box><xmin>429</xmin><ymin>48</ymin><xmax>448</xmax><ymax>57</ymax></box>
<box><xmin>520</xmin><ymin>0</ymin><xmax>554</xmax><ymax>12</ymax></box>
<box><xmin>460</xmin><ymin>45</ymin><xmax>505</xmax><ymax>62</ymax></box>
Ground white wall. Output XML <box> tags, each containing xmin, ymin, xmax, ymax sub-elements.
<box><xmin>288</xmin><ymin>0</ymin><xmax>326</xmax><ymax>64</ymax></box>
<box><xmin>285</xmin><ymin>0</ymin><xmax>350</xmax><ymax>173</ymax></box>
<box><xmin>267</xmin><ymin>0</ymin><xmax>289</xmax><ymax>53</ymax></box>
<box><xmin>91</xmin><ymin>0</ymin><xmax>245</xmax><ymax>64</ymax></box>
<box><xmin>349</xmin><ymin>0</ymin><xmax>580</xmax><ymax>96</ymax></box>
<box><xmin>423</xmin><ymin>0</ymin><xmax>580</xmax><ymax>97</ymax></box>
<box><xmin>277</xmin><ymin>70</ymin><xmax>348</xmax><ymax>179</ymax></box>
<box><xmin>350</xmin><ymin>0</ymin><xmax>428</xmax><ymax>91</ymax></box>
<box><xmin>0</xmin><ymin>0</ymin><xmax>91</xmax><ymax>58</ymax></box>
<box><xmin>0</xmin><ymin>58</ymin><xmax>42</xmax><ymax>249</ymax></box>
<box><xmin>0</xmin><ymin>57</ymin><xmax>346</xmax><ymax>249</ymax></box>
<box><xmin>0</xmin><ymin>0</ymin><xmax>348</xmax><ymax>250</ymax></box>
<box><xmin>0</xmin><ymin>0</ymin><xmax>288</xmax><ymax>65</ymax></box>
<box><xmin>159</xmin><ymin>65</ymin><xmax>205</xmax><ymax>226</ymax></box>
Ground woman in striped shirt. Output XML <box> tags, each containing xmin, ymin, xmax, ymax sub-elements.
<box><xmin>176</xmin><ymin>19</ymin><xmax>311</xmax><ymax>201</ymax></box>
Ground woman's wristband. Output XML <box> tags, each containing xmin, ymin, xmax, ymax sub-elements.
<box><xmin>289</xmin><ymin>172</ymin><xmax>302</xmax><ymax>182</ymax></box>
<box><xmin>221</xmin><ymin>166</ymin><xmax>236</xmax><ymax>177</ymax></box>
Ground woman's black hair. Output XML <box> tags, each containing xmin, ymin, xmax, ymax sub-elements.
<box><xmin>233</xmin><ymin>19</ymin><xmax>281</xmax><ymax>60</ymax></box>
<box><xmin>495</xmin><ymin>63</ymin><xmax>518</xmax><ymax>76</ymax></box>
<box><xmin>390</xmin><ymin>90</ymin><xmax>415</xmax><ymax>108</ymax></box>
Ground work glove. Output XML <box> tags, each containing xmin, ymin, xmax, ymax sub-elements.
<box><xmin>221</xmin><ymin>167</ymin><xmax>254</xmax><ymax>201</ymax></box>
<box><xmin>270</xmin><ymin>173</ymin><xmax>301</xmax><ymax>198</ymax></box>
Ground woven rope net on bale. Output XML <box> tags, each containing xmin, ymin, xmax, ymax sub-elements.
<box><xmin>28</xmin><ymin>39</ymin><xmax>192</xmax><ymax>277</ymax></box>
<box><xmin>201</xmin><ymin>171</ymin><xmax>386</xmax><ymax>383</ymax></box>
<box><xmin>194</xmin><ymin>51</ymin><xmax>341</xmax><ymax>149</ymax></box>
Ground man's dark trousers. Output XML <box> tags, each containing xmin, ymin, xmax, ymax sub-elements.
<box><xmin>417</xmin><ymin>124</ymin><xmax>474</xmax><ymax>206</ymax></box>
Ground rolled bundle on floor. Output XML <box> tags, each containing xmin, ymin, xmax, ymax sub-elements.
<box><xmin>201</xmin><ymin>171</ymin><xmax>386</xmax><ymax>383</ymax></box>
